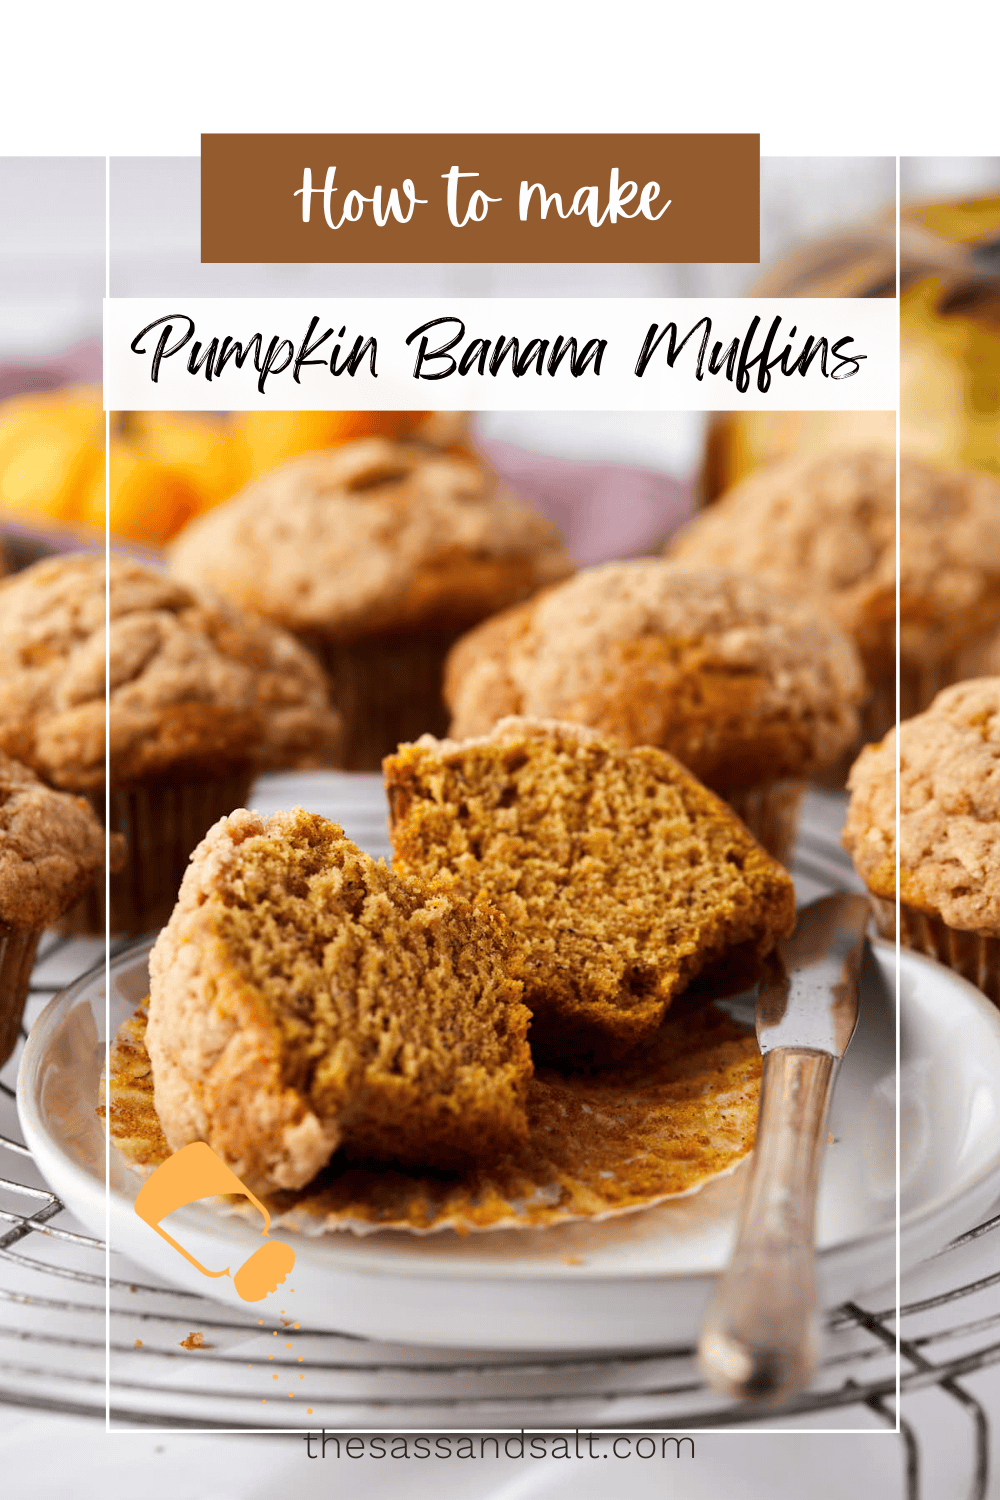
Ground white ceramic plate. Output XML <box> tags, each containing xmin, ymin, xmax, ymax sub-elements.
<box><xmin>17</xmin><ymin>937</ymin><xmax>1000</xmax><ymax>1351</ymax></box>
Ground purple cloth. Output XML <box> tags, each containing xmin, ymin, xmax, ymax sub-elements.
<box><xmin>0</xmin><ymin>339</ymin><xmax>102</xmax><ymax>401</ymax></box>
<box><xmin>479</xmin><ymin>438</ymin><xmax>694</xmax><ymax>565</ymax></box>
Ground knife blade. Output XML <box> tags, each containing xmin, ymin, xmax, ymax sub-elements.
<box><xmin>697</xmin><ymin>892</ymin><xmax>870</xmax><ymax>1402</ymax></box>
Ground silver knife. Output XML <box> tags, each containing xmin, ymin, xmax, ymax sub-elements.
<box><xmin>697</xmin><ymin>892</ymin><xmax>870</xmax><ymax>1402</ymax></box>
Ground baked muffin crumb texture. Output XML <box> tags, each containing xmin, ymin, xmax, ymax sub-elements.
<box><xmin>386</xmin><ymin>716</ymin><xmax>796</xmax><ymax>1057</ymax></box>
<box><xmin>146</xmin><ymin>808</ymin><xmax>532</xmax><ymax>1191</ymax></box>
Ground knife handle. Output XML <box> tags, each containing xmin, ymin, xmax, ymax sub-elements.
<box><xmin>697</xmin><ymin>1047</ymin><xmax>836</xmax><ymax>1401</ymax></box>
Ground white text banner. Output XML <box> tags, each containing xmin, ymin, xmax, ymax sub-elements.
<box><xmin>105</xmin><ymin>297</ymin><xmax>897</xmax><ymax>411</ymax></box>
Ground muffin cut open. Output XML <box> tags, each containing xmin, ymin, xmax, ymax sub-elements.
<box><xmin>385</xmin><ymin>718</ymin><xmax>796</xmax><ymax>1059</ymax></box>
<box><xmin>146</xmin><ymin>808</ymin><xmax>532</xmax><ymax>1191</ymax></box>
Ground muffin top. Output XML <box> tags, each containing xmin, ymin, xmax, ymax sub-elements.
<box><xmin>669</xmin><ymin>450</ymin><xmax>1000</xmax><ymax>677</ymax></box>
<box><xmin>844</xmin><ymin>678</ymin><xmax>1000</xmax><ymax>933</ymax></box>
<box><xmin>443</xmin><ymin>561</ymin><xmax>864</xmax><ymax>790</ymax></box>
<box><xmin>168</xmin><ymin>438</ymin><xmax>574</xmax><ymax>640</ymax></box>
<box><xmin>0</xmin><ymin>753</ymin><xmax>107</xmax><ymax>928</ymax></box>
<box><xmin>0</xmin><ymin>555</ymin><xmax>342</xmax><ymax>790</ymax></box>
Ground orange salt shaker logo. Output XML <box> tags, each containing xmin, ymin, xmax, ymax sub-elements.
<box><xmin>133</xmin><ymin>1142</ymin><xmax>295</xmax><ymax>1302</ymax></box>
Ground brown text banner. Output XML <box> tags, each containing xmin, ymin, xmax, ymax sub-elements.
<box><xmin>201</xmin><ymin>134</ymin><xmax>759</xmax><ymax>265</ymax></box>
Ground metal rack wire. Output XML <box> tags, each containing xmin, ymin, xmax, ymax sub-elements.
<box><xmin>1</xmin><ymin>797</ymin><xmax>998</xmax><ymax>1500</ymax></box>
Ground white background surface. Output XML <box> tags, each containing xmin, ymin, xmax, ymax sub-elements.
<box><xmin>2</xmin><ymin>8</ymin><xmax>1000</xmax><ymax>1493</ymax></box>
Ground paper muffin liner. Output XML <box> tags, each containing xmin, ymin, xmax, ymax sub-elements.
<box><xmin>310</xmin><ymin>631</ymin><xmax>459</xmax><ymax>771</ymax></box>
<box><xmin>62</xmin><ymin>773</ymin><xmax>254</xmax><ymax>937</ymax></box>
<box><xmin>869</xmin><ymin>895</ymin><xmax>1000</xmax><ymax>1008</ymax></box>
<box><xmin>0</xmin><ymin>925</ymin><xmax>42</xmax><ymax>1068</ymax></box>
<box><xmin>813</xmin><ymin>678</ymin><xmax>896</xmax><ymax>790</ymax></box>
<box><xmin>105</xmin><ymin>999</ymin><xmax>760</xmax><ymax>1235</ymax></box>
<box><xmin>723</xmin><ymin>779</ymin><xmax>804</xmax><ymax>867</ymax></box>
<box><xmin>858</xmin><ymin>677</ymin><xmax>898</xmax><ymax>747</ymax></box>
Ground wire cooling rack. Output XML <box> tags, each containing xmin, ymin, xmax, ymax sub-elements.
<box><xmin>1</xmin><ymin>786</ymin><xmax>998</xmax><ymax>1500</ymax></box>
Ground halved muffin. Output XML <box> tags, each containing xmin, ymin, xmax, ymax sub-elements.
<box><xmin>146</xmin><ymin>808</ymin><xmax>531</xmax><ymax>1192</ymax></box>
<box><xmin>385</xmin><ymin>718</ymin><xmax>796</xmax><ymax>1060</ymax></box>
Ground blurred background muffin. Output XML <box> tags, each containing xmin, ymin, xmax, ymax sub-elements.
<box><xmin>0</xmin><ymin>555</ymin><xmax>342</xmax><ymax>934</ymax></box>
<box><xmin>670</xmin><ymin>450</ymin><xmax>1000</xmax><ymax>749</ymax></box>
<box><xmin>0</xmin><ymin>752</ymin><xmax>107</xmax><ymax>1065</ymax></box>
<box><xmin>443</xmin><ymin>560</ymin><xmax>865</xmax><ymax>864</ymax></box>
<box><xmin>169</xmin><ymin>439</ymin><xmax>575</xmax><ymax>769</ymax></box>
<box><xmin>669</xmin><ymin>449</ymin><xmax>895</xmax><ymax>746</ymax></box>
<box><xmin>844</xmin><ymin>678</ymin><xmax>1000</xmax><ymax>1007</ymax></box>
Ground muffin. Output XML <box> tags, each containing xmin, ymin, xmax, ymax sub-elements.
<box><xmin>670</xmin><ymin>449</ymin><xmax>1000</xmax><ymax>744</ymax></box>
<box><xmin>0</xmin><ymin>555</ymin><xmax>342</xmax><ymax>935</ymax></box>
<box><xmin>442</xmin><ymin>562</ymin><xmax>864</xmax><ymax>864</ymax></box>
<box><xmin>146</xmin><ymin>808</ymin><xmax>532</xmax><ymax>1190</ymax></box>
<box><xmin>844</xmin><ymin>678</ymin><xmax>1000</xmax><ymax>1005</ymax></box>
<box><xmin>0</xmin><ymin>753</ymin><xmax>106</xmax><ymax>1065</ymax></box>
<box><xmin>168</xmin><ymin>438</ymin><xmax>575</xmax><ymax>769</ymax></box>
<box><xmin>385</xmin><ymin>717</ymin><xmax>796</xmax><ymax>1059</ymax></box>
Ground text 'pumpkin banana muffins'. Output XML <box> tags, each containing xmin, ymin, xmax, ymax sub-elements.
<box><xmin>146</xmin><ymin>808</ymin><xmax>532</xmax><ymax>1190</ymax></box>
<box><xmin>385</xmin><ymin>717</ymin><xmax>795</xmax><ymax>1061</ymax></box>
<box><xmin>0</xmin><ymin>753</ymin><xmax>106</xmax><ymax>1066</ymax></box>
<box><xmin>844</xmin><ymin>678</ymin><xmax>1000</xmax><ymax>1005</ymax></box>
<box><xmin>168</xmin><ymin>438</ymin><xmax>575</xmax><ymax>769</ymax></box>
<box><xmin>0</xmin><ymin>554</ymin><xmax>342</xmax><ymax>935</ymax></box>
<box><xmin>443</xmin><ymin>562</ymin><xmax>864</xmax><ymax>864</ymax></box>
<box><xmin>670</xmin><ymin>448</ymin><xmax>1000</xmax><ymax>743</ymax></box>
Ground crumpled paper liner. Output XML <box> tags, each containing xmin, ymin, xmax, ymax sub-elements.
<box><xmin>104</xmin><ymin>999</ymin><xmax>761</xmax><ymax>1236</ymax></box>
